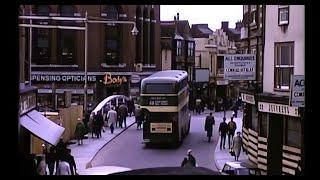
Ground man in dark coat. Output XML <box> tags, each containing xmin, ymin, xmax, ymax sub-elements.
<box><xmin>135</xmin><ymin>105</ymin><xmax>143</xmax><ymax>130</ymax></box>
<box><xmin>187</xmin><ymin>149</ymin><xmax>196</xmax><ymax>167</ymax></box>
<box><xmin>219</xmin><ymin>117</ymin><xmax>228</xmax><ymax>149</ymax></box>
<box><xmin>118</xmin><ymin>104</ymin><xmax>128</xmax><ymax>128</ymax></box>
<box><xmin>204</xmin><ymin>112</ymin><xmax>215</xmax><ymax>142</ymax></box>
<box><xmin>62</xmin><ymin>148</ymin><xmax>77</xmax><ymax>175</ymax></box>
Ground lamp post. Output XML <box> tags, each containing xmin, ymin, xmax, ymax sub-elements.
<box><xmin>84</xmin><ymin>11</ymin><xmax>88</xmax><ymax>114</ymax></box>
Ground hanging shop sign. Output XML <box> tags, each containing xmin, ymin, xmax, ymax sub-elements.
<box><xmin>224</xmin><ymin>54</ymin><xmax>256</xmax><ymax>80</ymax></box>
<box><xmin>20</xmin><ymin>93</ymin><xmax>36</xmax><ymax>115</ymax></box>
<box><xmin>241</xmin><ymin>93</ymin><xmax>255</xmax><ymax>105</ymax></box>
<box><xmin>258</xmin><ymin>102</ymin><xmax>300</xmax><ymax>117</ymax></box>
<box><xmin>290</xmin><ymin>75</ymin><xmax>304</xmax><ymax>107</ymax></box>
<box><xmin>102</xmin><ymin>72</ymin><xmax>128</xmax><ymax>85</ymax></box>
<box><xmin>131</xmin><ymin>74</ymin><xmax>141</xmax><ymax>84</ymax></box>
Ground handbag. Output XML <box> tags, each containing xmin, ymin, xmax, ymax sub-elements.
<box><xmin>229</xmin><ymin>148</ymin><xmax>235</xmax><ymax>156</ymax></box>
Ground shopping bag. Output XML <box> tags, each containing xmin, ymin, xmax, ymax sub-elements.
<box><xmin>230</xmin><ymin>149</ymin><xmax>235</xmax><ymax>156</ymax></box>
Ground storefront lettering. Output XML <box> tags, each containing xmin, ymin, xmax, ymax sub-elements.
<box><xmin>20</xmin><ymin>93</ymin><xmax>36</xmax><ymax>115</ymax></box>
<box><xmin>241</xmin><ymin>93</ymin><xmax>255</xmax><ymax>105</ymax></box>
<box><xmin>103</xmin><ymin>73</ymin><xmax>127</xmax><ymax>85</ymax></box>
<box><xmin>31</xmin><ymin>74</ymin><xmax>97</xmax><ymax>82</ymax></box>
<box><xmin>258</xmin><ymin>102</ymin><xmax>299</xmax><ymax>117</ymax></box>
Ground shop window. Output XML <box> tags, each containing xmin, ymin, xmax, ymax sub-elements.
<box><xmin>259</xmin><ymin>113</ymin><xmax>268</xmax><ymax>137</ymax></box>
<box><xmin>251</xmin><ymin>106</ymin><xmax>258</xmax><ymax>131</ymax></box>
<box><xmin>285</xmin><ymin>117</ymin><xmax>301</xmax><ymax>148</ymax></box>
<box><xmin>274</xmin><ymin>42</ymin><xmax>294</xmax><ymax>91</ymax></box>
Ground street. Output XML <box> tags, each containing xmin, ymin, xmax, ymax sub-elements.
<box><xmin>90</xmin><ymin>110</ymin><xmax>241</xmax><ymax>171</ymax></box>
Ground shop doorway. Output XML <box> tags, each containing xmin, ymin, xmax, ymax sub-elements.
<box><xmin>267</xmin><ymin>113</ymin><xmax>283</xmax><ymax>175</ymax></box>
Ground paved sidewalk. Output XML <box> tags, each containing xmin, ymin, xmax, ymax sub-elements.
<box><xmin>213</xmin><ymin>111</ymin><xmax>248</xmax><ymax>171</ymax></box>
<box><xmin>67</xmin><ymin>116</ymin><xmax>136</xmax><ymax>172</ymax></box>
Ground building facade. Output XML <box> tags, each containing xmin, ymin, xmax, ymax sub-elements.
<box><xmin>160</xmin><ymin>13</ymin><xmax>196</xmax><ymax>104</ymax></box>
<box><xmin>241</xmin><ymin>5</ymin><xmax>304</xmax><ymax>175</ymax></box>
<box><xmin>21</xmin><ymin>5</ymin><xmax>161</xmax><ymax>110</ymax></box>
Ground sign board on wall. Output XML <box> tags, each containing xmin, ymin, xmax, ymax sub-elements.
<box><xmin>241</xmin><ymin>93</ymin><xmax>255</xmax><ymax>105</ymax></box>
<box><xmin>258</xmin><ymin>102</ymin><xmax>300</xmax><ymax>117</ymax></box>
<box><xmin>224</xmin><ymin>54</ymin><xmax>256</xmax><ymax>80</ymax></box>
<box><xmin>195</xmin><ymin>69</ymin><xmax>209</xmax><ymax>82</ymax></box>
<box><xmin>290</xmin><ymin>75</ymin><xmax>304</xmax><ymax>107</ymax></box>
<box><xmin>31</xmin><ymin>74</ymin><xmax>97</xmax><ymax>82</ymax></box>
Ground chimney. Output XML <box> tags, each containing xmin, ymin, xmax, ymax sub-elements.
<box><xmin>174</xmin><ymin>16</ymin><xmax>176</xmax><ymax>21</ymax></box>
<box><xmin>235</xmin><ymin>21</ymin><xmax>242</xmax><ymax>31</ymax></box>
<box><xmin>221</xmin><ymin>21</ymin><xmax>229</xmax><ymax>30</ymax></box>
<box><xmin>177</xmin><ymin>13</ymin><xmax>179</xmax><ymax>20</ymax></box>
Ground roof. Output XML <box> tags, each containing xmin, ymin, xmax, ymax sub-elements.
<box><xmin>161</xmin><ymin>20</ymin><xmax>194</xmax><ymax>41</ymax></box>
<box><xmin>110</xmin><ymin>167</ymin><xmax>220</xmax><ymax>175</ymax></box>
<box><xmin>191</xmin><ymin>24</ymin><xmax>213</xmax><ymax>38</ymax></box>
<box><xmin>142</xmin><ymin>70</ymin><xmax>187</xmax><ymax>84</ymax></box>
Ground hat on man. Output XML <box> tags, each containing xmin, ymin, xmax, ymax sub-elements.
<box><xmin>187</xmin><ymin>149</ymin><xmax>192</xmax><ymax>154</ymax></box>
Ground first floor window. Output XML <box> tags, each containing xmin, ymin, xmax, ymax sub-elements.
<box><xmin>177</xmin><ymin>41</ymin><xmax>182</xmax><ymax>56</ymax></box>
<box><xmin>278</xmin><ymin>5</ymin><xmax>289</xmax><ymax>25</ymax></box>
<box><xmin>274</xmin><ymin>42</ymin><xmax>294</xmax><ymax>90</ymax></box>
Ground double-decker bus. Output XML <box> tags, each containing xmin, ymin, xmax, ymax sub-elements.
<box><xmin>140</xmin><ymin>70</ymin><xmax>191</xmax><ymax>145</ymax></box>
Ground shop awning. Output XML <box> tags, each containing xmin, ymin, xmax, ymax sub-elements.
<box><xmin>20</xmin><ymin>110</ymin><xmax>65</xmax><ymax>146</ymax></box>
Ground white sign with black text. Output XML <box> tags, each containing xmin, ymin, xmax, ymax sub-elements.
<box><xmin>290</xmin><ymin>75</ymin><xmax>304</xmax><ymax>107</ymax></box>
<box><xmin>258</xmin><ymin>102</ymin><xmax>300</xmax><ymax>117</ymax></box>
<box><xmin>241</xmin><ymin>93</ymin><xmax>255</xmax><ymax>105</ymax></box>
<box><xmin>224</xmin><ymin>54</ymin><xmax>256</xmax><ymax>80</ymax></box>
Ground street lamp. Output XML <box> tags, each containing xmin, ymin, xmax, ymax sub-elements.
<box><xmin>131</xmin><ymin>24</ymin><xmax>139</xmax><ymax>36</ymax></box>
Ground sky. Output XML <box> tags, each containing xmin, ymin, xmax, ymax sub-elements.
<box><xmin>160</xmin><ymin>5</ymin><xmax>243</xmax><ymax>31</ymax></box>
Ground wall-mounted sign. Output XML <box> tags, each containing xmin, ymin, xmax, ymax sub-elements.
<box><xmin>241</xmin><ymin>93</ymin><xmax>255</xmax><ymax>105</ymax></box>
<box><xmin>216</xmin><ymin>79</ymin><xmax>229</xmax><ymax>85</ymax></box>
<box><xmin>258</xmin><ymin>102</ymin><xmax>300</xmax><ymax>117</ymax></box>
<box><xmin>20</xmin><ymin>93</ymin><xmax>36</xmax><ymax>115</ymax></box>
<box><xmin>224</xmin><ymin>54</ymin><xmax>256</xmax><ymax>80</ymax></box>
<box><xmin>131</xmin><ymin>74</ymin><xmax>141</xmax><ymax>83</ymax></box>
<box><xmin>290</xmin><ymin>75</ymin><xmax>304</xmax><ymax>107</ymax></box>
<box><xmin>102</xmin><ymin>73</ymin><xmax>128</xmax><ymax>85</ymax></box>
<box><xmin>31</xmin><ymin>74</ymin><xmax>97</xmax><ymax>82</ymax></box>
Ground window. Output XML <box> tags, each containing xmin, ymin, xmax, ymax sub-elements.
<box><xmin>251</xmin><ymin>106</ymin><xmax>258</xmax><ymax>131</ymax></box>
<box><xmin>145</xmin><ymin>83</ymin><xmax>175</xmax><ymax>94</ymax></box>
<box><xmin>176</xmin><ymin>40</ymin><xmax>182</xmax><ymax>56</ymax></box>
<box><xmin>251</xmin><ymin>11</ymin><xmax>256</xmax><ymax>24</ymax></box>
<box><xmin>274</xmin><ymin>42</ymin><xmax>294</xmax><ymax>90</ymax></box>
<box><xmin>217</xmin><ymin>56</ymin><xmax>224</xmax><ymax>74</ymax></box>
<box><xmin>244</xmin><ymin>5</ymin><xmax>248</xmax><ymax>13</ymax></box>
<box><xmin>33</xmin><ymin>5</ymin><xmax>50</xmax><ymax>65</ymax></box>
<box><xmin>165</xmin><ymin>50</ymin><xmax>168</xmax><ymax>61</ymax></box>
<box><xmin>188</xmin><ymin>42</ymin><xmax>194</xmax><ymax>57</ymax></box>
<box><xmin>285</xmin><ymin>117</ymin><xmax>301</xmax><ymax>148</ymax></box>
<box><xmin>251</xmin><ymin>5</ymin><xmax>257</xmax><ymax>11</ymax></box>
<box><xmin>278</xmin><ymin>6</ymin><xmax>289</xmax><ymax>25</ymax></box>
<box><xmin>259</xmin><ymin>113</ymin><xmax>268</xmax><ymax>137</ymax></box>
<box><xmin>103</xmin><ymin>6</ymin><xmax>120</xmax><ymax>65</ymax></box>
<box><xmin>59</xmin><ymin>5</ymin><xmax>76</xmax><ymax>65</ymax></box>
<box><xmin>251</xmin><ymin>46</ymin><xmax>256</xmax><ymax>55</ymax></box>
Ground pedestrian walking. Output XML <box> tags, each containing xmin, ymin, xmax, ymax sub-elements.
<box><xmin>135</xmin><ymin>105</ymin><xmax>143</xmax><ymax>130</ymax></box>
<box><xmin>195</xmin><ymin>98</ymin><xmax>201</xmax><ymax>114</ymax></box>
<box><xmin>45</xmin><ymin>147</ymin><xmax>58</xmax><ymax>175</ymax></box>
<box><xmin>63</xmin><ymin>149</ymin><xmax>77</xmax><ymax>175</ymax></box>
<box><xmin>232</xmin><ymin>132</ymin><xmax>243</xmax><ymax>161</ymax></box>
<box><xmin>56</xmin><ymin>160</ymin><xmax>71</xmax><ymax>175</ymax></box>
<box><xmin>187</xmin><ymin>149</ymin><xmax>196</xmax><ymax>167</ymax></box>
<box><xmin>107</xmin><ymin>106</ymin><xmax>117</xmax><ymax>134</ymax></box>
<box><xmin>74</xmin><ymin>117</ymin><xmax>86</xmax><ymax>145</ymax></box>
<box><xmin>37</xmin><ymin>155</ymin><xmax>47</xmax><ymax>175</ymax></box>
<box><xmin>219</xmin><ymin>117</ymin><xmax>228</xmax><ymax>150</ymax></box>
<box><xmin>227</xmin><ymin>117</ymin><xmax>237</xmax><ymax>149</ymax></box>
<box><xmin>118</xmin><ymin>104</ymin><xmax>128</xmax><ymax>128</ymax></box>
<box><xmin>204</xmin><ymin>112</ymin><xmax>215</xmax><ymax>142</ymax></box>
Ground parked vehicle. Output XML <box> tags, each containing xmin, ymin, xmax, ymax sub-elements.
<box><xmin>220</xmin><ymin>161</ymin><xmax>261</xmax><ymax>175</ymax></box>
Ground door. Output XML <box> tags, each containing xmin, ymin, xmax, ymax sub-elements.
<box><xmin>267</xmin><ymin>113</ymin><xmax>283</xmax><ymax>175</ymax></box>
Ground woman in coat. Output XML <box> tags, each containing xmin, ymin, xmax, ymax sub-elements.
<box><xmin>232</xmin><ymin>132</ymin><xmax>243</xmax><ymax>161</ymax></box>
<box><xmin>74</xmin><ymin>118</ymin><xmax>86</xmax><ymax>145</ymax></box>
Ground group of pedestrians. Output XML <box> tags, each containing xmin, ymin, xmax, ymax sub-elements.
<box><xmin>32</xmin><ymin>139</ymin><xmax>77</xmax><ymax>175</ymax></box>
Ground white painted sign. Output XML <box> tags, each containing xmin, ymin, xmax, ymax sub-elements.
<box><xmin>216</xmin><ymin>80</ymin><xmax>229</xmax><ymax>85</ymax></box>
<box><xmin>150</xmin><ymin>123</ymin><xmax>172</xmax><ymax>133</ymax></box>
<box><xmin>224</xmin><ymin>54</ymin><xmax>256</xmax><ymax>80</ymax></box>
<box><xmin>241</xmin><ymin>93</ymin><xmax>255</xmax><ymax>105</ymax></box>
<box><xmin>131</xmin><ymin>74</ymin><xmax>141</xmax><ymax>83</ymax></box>
<box><xmin>258</xmin><ymin>102</ymin><xmax>300</xmax><ymax>117</ymax></box>
<box><xmin>290</xmin><ymin>75</ymin><xmax>304</xmax><ymax>107</ymax></box>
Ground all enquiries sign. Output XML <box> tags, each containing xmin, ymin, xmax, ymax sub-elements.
<box><xmin>290</xmin><ymin>75</ymin><xmax>304</xmax><ymax>107</ymax></box>
<box><xmin>224</xmin><ymin>54</ymin><xmax>256</xmax><ymax>80</ymax></box>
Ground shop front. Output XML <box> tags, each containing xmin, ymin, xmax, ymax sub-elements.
<box><xmin>256</xmin><ymin>93</ymin><xmax>302</xmax><ymax>175</ymax></box>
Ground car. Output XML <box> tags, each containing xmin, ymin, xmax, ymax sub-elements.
<box><xmin>220</xmin><ymin>161</ymin><xmax>261</xmax><ymax>175</ymax></box>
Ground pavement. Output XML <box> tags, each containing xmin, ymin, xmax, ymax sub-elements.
<box><xmin>212</xmin><ymin>110</ymin><xmax>248</xmax><ymax>171</ymax></box>
<box><xmin>67</xmin><ymin>116</ymin><xmax>136</xmax><ymax>173</ymax></box>
<box><xmin>66</xmin><ymin>109</ymin><xmax>248</xmax><ymax>174</ymax></box>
